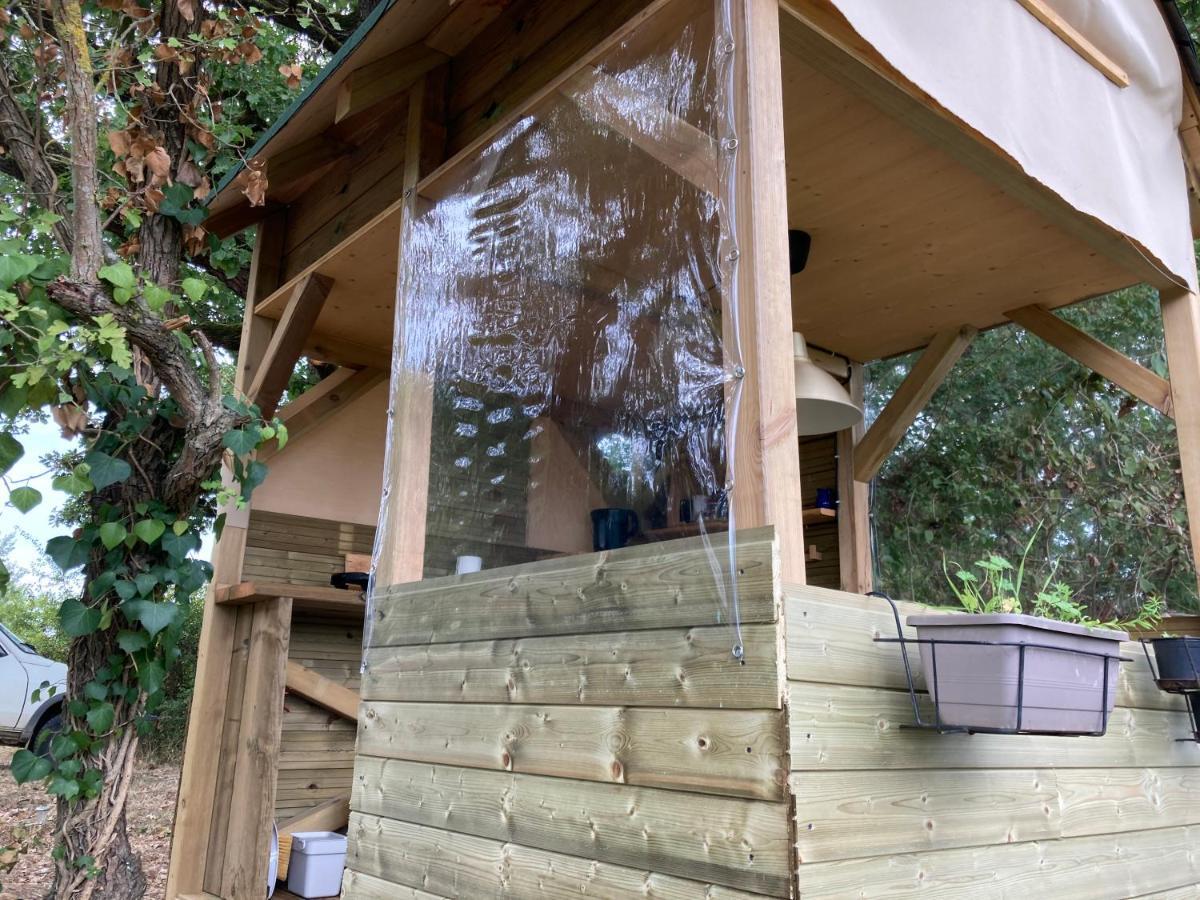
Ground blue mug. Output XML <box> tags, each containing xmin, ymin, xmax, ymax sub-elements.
<box><xmin>815</xmin><ymin>488</ymin><xmax>837</xmax><ymax>509</ymax></box>
<box><xmin>591</xmin><ymin>508</ymin><xmax>639</xmax><ymax>551</ymax></box>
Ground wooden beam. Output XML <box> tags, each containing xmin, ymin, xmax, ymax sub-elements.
<box><xmin>560</xmin><ymin>65</ymin><xmax>720</xmax><ymax>196</ymax></box>
<box><xmin>219</xmin><ymin>597</ymin><xmax>292</xmax><ymax>899</ymax></box>
<box><xmin>262</xmin><ymin>133</ymin><xmax>354</xmax><ymax>199</ymax></box>
<box><xmin>334</xmin><ymin>42</ymin><xmax>448</xmax><ymax>124</ymax></box>
<box><xmin>246</xmin><ymin>272</ymin><xmax>333</xmax><ymax>418</ymax></box>
<box><xmin>167</xmin><ymin>213</ymin><xmax>286</xmax><ymax>899</ymax></box>
<box><xmin>724</xmin><ymin>0</ymin><xmax>808</xmax><ymax>585</ymax></box>
<box><xmin>204</xmin><ymin>200</ymin><xmax>281</xmax><ymax>240</ymax></box>
<box><xmin>259</xmin><ymin>367</ymin><xmax>387</xmax><ymax>461</ymax></box>
<box><xmin>1160</xmin><ymin>288</ymin><xmax>1200</xmax><ymax>586</ymax></box>
<box><xmin>373</xmin><ymin>76</ymin><xmax>444</xmax><ymax>588</ymax></box>
<box><xmin>1006</xmin><ymin>304</ymin><xmax>1173</xmax><ymax>416</ymax></box>
<box><xmin>836</xmin><ymin>362</ymin><xmax>872</xmax><ymax>593</ymax></box>
<box><xmin>279</xmin><ymin>795</ymin><xmax>352</xmax><ymax>835</ymax></box>
<box><xmin>777</xmin><ymin>2</ymin><xmax>1182</xmax><ymax>291</ymax></box>
<box><xmin>424</xmin><ymin>0</ymin><xmax>516</xmax><ymax>56</ymax></box>
<box><xmin>216</xmin><ymin>580</ymin><xmax>366</xmax><ymax>615</ymax></box>
<box><xmin>1014</xmin><ymin>0</ymin><xmax>1129</xmax><ymax>87</ymax></box>
<box><xmin>853</xmin><ymin>326</ymin><xmax>976</xmax><ymax>483</ymax></box>
<box><xmin>285</xmin><ymin>660</ymin><xmax>360</xmax><ymax>721</ymax></box>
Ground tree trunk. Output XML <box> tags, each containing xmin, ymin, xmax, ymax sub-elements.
<box><xmin>52</xmin><ymin>560</ymin><xmax>148</xmax><ymax>900</ymax></box>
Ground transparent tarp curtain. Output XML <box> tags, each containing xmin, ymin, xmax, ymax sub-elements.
<box><xmin>369</xmin><ymin>0</ymin><xmax>750</xmax><ymax>655</ymax></box>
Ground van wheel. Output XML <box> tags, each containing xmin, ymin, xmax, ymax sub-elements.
<box><xmin>29</xmin><ymin>711</ymin><xmax>62</xmax><ymax>760</ymax></box>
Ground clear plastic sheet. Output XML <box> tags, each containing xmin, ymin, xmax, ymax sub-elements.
<box><xmin>368</xmin><ymin>0</ymin><xmax>751</xmax><ymax>657</ymax></box>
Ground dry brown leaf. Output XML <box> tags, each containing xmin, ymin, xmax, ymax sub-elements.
<box><xmin>153</xmin><ymin>43</ymin><xmax>177</xmax><ymax>62</ymax></box>
<box><xmin>144</xmin><ymin>186</ymin><xmax>164</xmax><ymax>212</ymax></box>
<box><xmin>107</xmin><ymin>129</ymin><xmax>131</xmax><ymax>156</ymax></box>
<box><xmin>176</xmin><ymin>158</ymin><xmax>202</xmax><ymax>187</ymax></box>
<box><xmin>117</xmin><ymin>236</ymin><xmax>141</xmax><ymax>258</ymax></box>
<box><xmin>176</xmin><ymin>0</ymin><xmax>196</xmax><ymax>23</ymax></box>
<box><xmin>182</xmin><ymin>224</ymin><xmax>207</xmax><ymax>257</ymax></box>
<box><xmin>193</xmin><ymin>175</ymin><xmax>211</xmax><ymax>200</ymax></box>
<box><xmin>278</xmin><ymin>63</ymin><xmax>302</xmax><ymax>90</ymax></box>
<box><xmin>145</xmin><ymin>146</ymin><xmax>171</xmax><ymax>180</ymax></box>
<box><xmin>0</xmin><ymin>9</ymin><xmax>12</xmax><ymax>26</ymax></box>
<box><xmin>237</xmin><ymin>40</ymin><xmax>262</xmax><ymax>65</ymax></box>
<box><xmin>124</xmin><ymin>156</ymin><xmax>145</xmax><ymax>183</ymax></box>
<box><xmin>51</xmin><ymin>404</ymin><xmax>88</xmax><ymax>438</ymax></box>
<box><xmin>18</xmin><ymin>23</ymin><xmax>34</xmax><ymax>40</ymax></box>
<box><xmin>239</xmin><ymin>163</ymin><xmax>268</xmax><ymax>207</ymax></box>
<box><xmin>122</xmin><ymin>0</ymin><xmax>151</xmax><ymax>18</ymax></box>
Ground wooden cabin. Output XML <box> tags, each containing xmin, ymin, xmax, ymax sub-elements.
<box><xmin>169</xmin><ymin>0</ymin><xmax>1200</xmax><ymax>897</ymax></box>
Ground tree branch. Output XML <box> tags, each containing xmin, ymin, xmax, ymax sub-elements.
<box><xmin>0</xmin><ymin>58</ymin><xmax>73</xmax><ymax>252</ymax></box>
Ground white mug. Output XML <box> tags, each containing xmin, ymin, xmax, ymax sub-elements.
<box><xmin>691</xmin><ymin>495</ymin><xmax>709</xmax><ymax>519</ymax></box>
<box><xmin>456</xmin><ymin>555</ymin><xmax>483</xmax><ymax>575</ymax></box>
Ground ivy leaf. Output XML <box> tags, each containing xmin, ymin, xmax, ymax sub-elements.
<box><xmin>240</xmin><ymin>460</ymin><xmax>268</xmax><ymax>501</ymax></box>
<box><xmin>83</xmin><ymin>681</ymin><xmax>108</xmax><ymax>701</ymax></box>
<box><xmin>98</xmin><ymin>262</ymin><xmax>135</xmax><ymax>289</ymax></box>
<box><xmin>114</xmin><ymin>580</ymin><xmax>138</xmax><ymax>602</ymax></box>
<box><xmin>9</xmin><ymin>486</ymin><xmax>41</xmax><ymax>513</ymax></box>
<box><xmin>158</xmin><ymin>183</ymin><xmax>206</xmax><ymax>226</ymax></box>
<box><xmin>10</xmin><ymin>749</ymin><xmax>52</xmax><ymax>784</ymax></box>
<box><xmin>0</xmin><ymin>432</ymin><xmax>23</xmax><ymax>476</ymax></box>
<box><xmin>221</xmin><ymin>427</ymin><xmax>259</xmax><ymax>456</ymax></box>
<box><xmin>137</xmin><ymin>659</ymin><xmax>166</xmax><ymax>695</ymax></box>
<box><xmin>0</xmin><ymin>559</ymin><xmax>8</xmax><ymax>593</ymax></box>
<box><xmin>52</xmin><ymin>470</ymin><xmax>93</xmax><ymax>495</ymax></box>
<box><xmin>143</xmin><ymin>283</ymin><xmax>172</xmax><ymax>313</ymax></box>
<box><xmin>48</xmin><ymin>776</ymin><xmax>81</xmax><ymax>801</ymax></box>
<box><xmin>132</xmin><ymin>519</ymin><xmax>166</xmax><ymax>545</ymax></box>
<box><xmin>129</xmin><ymin>600</ymin><xmax>178</xmax><ymax>637</ymax></box>
<box><xmin>98</xmin><ymin>522</ymin><xmax>128</xmax><ymax>550</ymax></box>
<box><xmin>86</xmin><ymin>703</ymin><xmax>115</xmax><ymax>734</ymax></box>
<box><xmin>46</xmin><ymin>536</ymin><xmax>89</xmax><ymax>571</ymax></box>
<box><xmin>116</xmin><ymin>630</ymin><xmax>149</xmax><ymax>653</ymax></box>
<box><xmin>60</xmin><ymin>598</ymin><xmax>102</xmax><ymax>637</ymax></box>
<box><xmin>134</xmin><ymin>572</ymin><xmax>158</xmax><ymax>596</ymax></box>
<box><xmin>180</xmin><ymin>277</ymin><xmax>207</xmax><ymax>302</ymax></box>
<box><xmin>85</xmin><ymin>451</ymin><xmax>132</xmax><ymax>490</ymax></box>
<box><xmin>161</xmin><ymin>529</ymin><xmax>199</xmax><ymax>561</ymax></box>
<box><xmin>0</xmin><ymin>253</ymin><xmax>41</xmax><ymax>289</ymax></box>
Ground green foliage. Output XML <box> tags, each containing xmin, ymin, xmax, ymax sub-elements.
<box><xmin>941</xmin><ymin>524</ymin><xmax>1165</xmax><ymax>630</ymax></box>
<box><xmin>870</xmin><ymin>284</ymin><xmax>1198</xmax><ymax>619</ymax></box>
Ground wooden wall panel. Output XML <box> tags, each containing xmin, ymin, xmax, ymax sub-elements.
<box><xmin>798</xmin><ymin>436</ymin><xmax>840</xmax><ymax>591</ymax></box>
<box><xmin>351</xmin><ymin>757</ymin><xmax>792</xmax><ymax>894</ymax></box>
<box><xmin>348</xmin><ymin>529</ymin><xmax>792</xmax><ymax>897</ymax></box>
<box><xmin>347</xmin><ymin>813</ymin><xmax>769</xmax><ymax>900</ymax></box>
<box><xmin>785</xmin><ymin>579</ymin><xmax>1200</xmax><ymax>896</ymax></box>
<box><xmin>359</xmin><ymin>623</ymin><xmax>782</xmax><ymax>708</ymax></box>
<box><xmin>369</xmin><ymin>528</ymin><xmax>778</xmax><ymax>647</ymax></box>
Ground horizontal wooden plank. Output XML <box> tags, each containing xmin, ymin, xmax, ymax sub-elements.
<box><xmin>342</xmin><ymin>869</ymin><xmax>445</xmax><ymax>900</ymax></box>
<box><xmin>789</xmin><ymin>682</ymin><xmax>1200</xmax><ymax>771</ymax></box>
<box><xmin>792</xmin><ymin>769</ymin><xmax>1061</xmax><ymax>863</ymax></box>
<box><xmin>217</xmin><ymin>580</ymin><xmax>367</xmax><ymax>616</ymax></box>
<box><xmin>358</xmin><ymin>701</ymin><xmax>787</xmax><ymax>801</ymax></box>
<box><xmin>351</xmin><ymin>756</ymin><xmax>791</xmax><ymax>894</ymax></box>
<box><xmin>793</xmin><ymin>824</ymin><xmax>1200</xmax><ymax>899</ymax></box>
<box><xmin>784</xmin><ymin>584</ymin><xmax>1184</xmax><ymax>711</ymax></box>
<box><xmin>360</xmin><ymin>623</ymin><xmax>781</xmax><ymax>708</ymax></box>
<box><xmin>791</xmin><ymin>766</ymin><xmax>1200</xmax><ymax>864</ymax></box>
<box><xmin>347</xmin><ymin>813</ymin><xmax>771</xmax><ymax>899</ymax></box>
<box><xmin>370</xmin><ymin>527</ymin><xmax>778</xmax><ymax>647</ymax></box>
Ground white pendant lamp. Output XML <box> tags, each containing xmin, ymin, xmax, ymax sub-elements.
<box><xmin>793</xmin><ymin>332</ymin><xmax>862</xmax><ymax>435</ymax></box>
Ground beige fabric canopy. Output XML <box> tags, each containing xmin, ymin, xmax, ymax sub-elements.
<box><xmin>829</xmin><ymin>0</ymin><xmax>1197</xmax><ymax>291</ymax></box>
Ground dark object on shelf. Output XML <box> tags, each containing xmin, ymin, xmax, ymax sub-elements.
<box><xmin>789</xmin><ymin>229</ymin><xmax>812</xmax><ymax>274</ymax></box>
<box><xmin>815</xmin><ymin>487</ymin><xmax>836</xmax><ymax>509</ymax></box>
<box><xmin>1140</xmin><ymin>637</ymin><xmax>1200</xmax><ymax>743</ymax></box>
<box><xmin>870</xmin><ymin>592</ymin><xmax>1127</xmax><ymax>737</ymax></box>
<box><xmin>591</xmin><ymin>507</ymin><xmax>639</xmax><ymax>551</ymax></box>
<box><xmin>330</xmin><ymin>571</ymin><xmax>369</xmax><ymax>591</ymax></box>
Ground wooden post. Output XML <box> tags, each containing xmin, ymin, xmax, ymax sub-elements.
<box><xmin>374</xmin><ymin>73</ymin><xmax>448</xmax><ymax>588</ymax></box>
<box><xmin>726</xmin><ymin>0</ymin><xmax>807</xmax><ymax>584</ymax></box>
<box><xmin>1160</xmin><ymin>287</ymin><xmax>1200</xmax><ymax>582</ymax></box>
<box><xmin>837</xmin><ymin>362</ymin><xmax>872</xmax><ymax>594</ymax></box>
<box><xmin>167</xmin><ymin>213</ymin><xmax>286</xmax><ymax>899</ymax></box>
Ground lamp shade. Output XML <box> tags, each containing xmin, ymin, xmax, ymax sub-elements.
<box><xmin>793</xmin><ymin>333</ymin><xmax>862</xmax><ymax>435</ymax></box>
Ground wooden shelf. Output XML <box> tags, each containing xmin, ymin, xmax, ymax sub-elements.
<box><xmin>803</xmin><ymin>506</ymin><xmax>837</xmax><ymax>525</ymax></box>
<box><xmin>640</xmin><ymin>508</ymin><xmax>835</xmax><ymax>543</ymax></box>
<box><xmin>216</xmin><ymin>580</ymin><xmax>366</xmax><ymax>615</ymax></box>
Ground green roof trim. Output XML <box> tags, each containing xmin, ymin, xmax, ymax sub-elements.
<box><xmin>209</xmin><ymin>0</ymin><xmax>402</xmax><ymax>206</ymax></box>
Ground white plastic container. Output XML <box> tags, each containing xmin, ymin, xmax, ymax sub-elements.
<box><xmin>285</xmin><ymin>831</ymin><xmax>347</xmax><ymax>898</ymax></box>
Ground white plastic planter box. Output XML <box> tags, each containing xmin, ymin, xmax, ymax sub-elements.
<box><xmin>286</xmin><ymin>831</ymin><xmax>347</xmax><ymax>899</ymax></box>
<box><xmin>906</xmin><ymin>613</ymin><xmax>1128</xmax><ymax>735</ymax></box>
